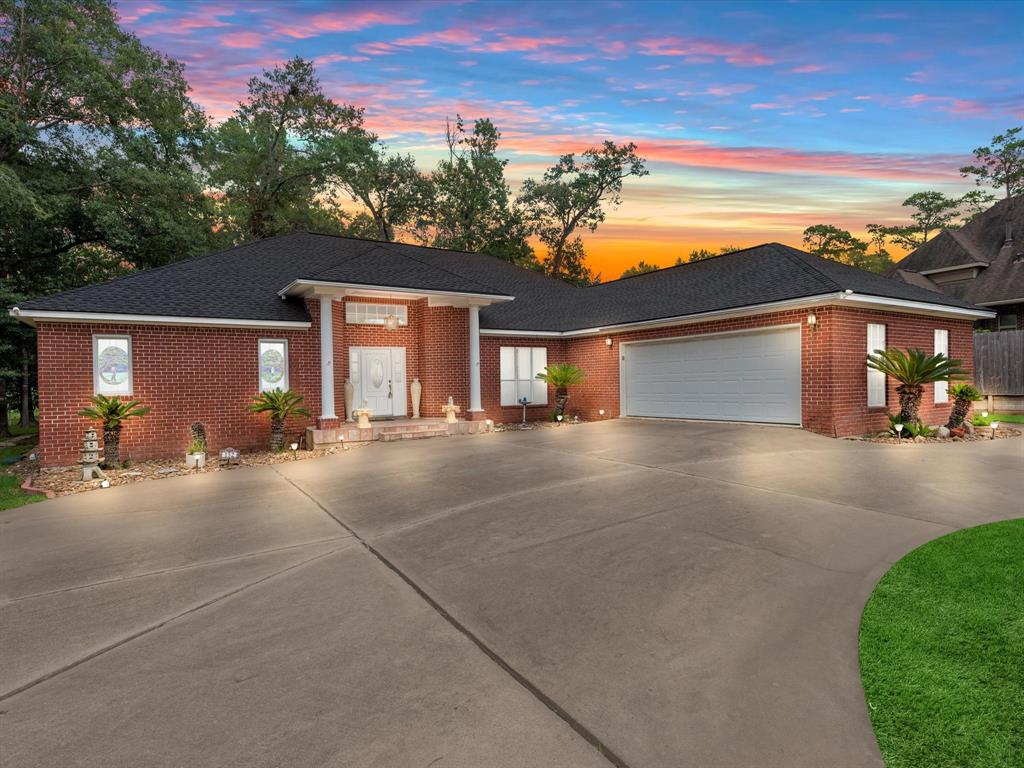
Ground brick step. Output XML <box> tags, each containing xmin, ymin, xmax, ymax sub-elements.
<box><xmin>379</xmin><ymin>427</ymin><xmax>449</xmax><ymax>442</ymax></box>
<box><xmin>377</xmin><ymin>423</ymin><xmax>446</xmax><ymax>434</ymax></box>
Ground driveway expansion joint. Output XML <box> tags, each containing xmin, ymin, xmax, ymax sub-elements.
<box><xmin>273</xmin><ymin>465</ymin><xmax>630</xmax><ymax>768</ymax></box>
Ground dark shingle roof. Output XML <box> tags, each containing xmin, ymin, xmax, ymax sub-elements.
<box><xmin>17</xmin><ymin>233</ymin><xmax>984</xmax><ymax>332</ymax></box>
<box><xmin>893</xmin><ymin>195</ymin><xmax>1024</xmax><ymax>305</ymax></box>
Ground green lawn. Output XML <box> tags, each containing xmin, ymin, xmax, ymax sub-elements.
<box><xmin>973</xmin><ymin>412</ymin><xmax>1024</xmax><ymax>426</ymax></box>
<box><xmin>0</xmin><ymin>473</ymin><xmax>44</xmax><ymax>510</ymax></box>
<box><xmin>859</xmin><ymin>519</ymin><xmax>1024</xmax><ymax>768</ymax></box>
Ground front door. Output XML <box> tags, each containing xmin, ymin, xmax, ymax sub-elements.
<box><xmin>351</xmin><ymin>347</ymin><xmax>406</xmax><ymax>417</ymax></box>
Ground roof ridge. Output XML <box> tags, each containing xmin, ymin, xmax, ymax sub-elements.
<box><xmin>592</xmin><ymin>243</ymin><xmax>774</xmax><ymax>287</ymax></box>
<box><xmin>771</xmin><ymin>244</ymin><xmax>844</xmax><ymax>292</ymax></box>
<box><xmin>373</xmin><ymin>240</ymin><xmax>511</xmax><ymax>295</ymax></box>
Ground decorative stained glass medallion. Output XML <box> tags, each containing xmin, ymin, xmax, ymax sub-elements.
<box><xmin>260</xmin><ymin>347</ymin><xmax>285</xmax><ymax>386</ymax></box>
<box><xmin>98</xmin><ymin>345</ymin><xmax>130</xmax><ymax>385</ymax></box>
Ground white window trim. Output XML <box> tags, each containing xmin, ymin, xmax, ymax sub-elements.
<box><xmin>92</xmin><ymin>334</ymin><xmax>133</xmax><ymax>396</ymax></box>
<box><xmin>259</xmin><ymin>338</ymin><xmax>289</xmax><ymax>393</ymax></box>
<box><xmin>500</xmin><ymin>346</ymin><xmax>548</xmax><ymax>407</ymax></box>
<box><xmin>345</xmin><ymin>302</ymin><xmax>409</xmax><ymax>327</ymax></box>
<box><xmin>934</xmin><ymin>329</ymin><xmax>949</xmax><ymax>403</ymax></box>
<box><xmin>867</xmin><ymin>323</ymin><xmax>886</xmax><ymax>408</ymax></box>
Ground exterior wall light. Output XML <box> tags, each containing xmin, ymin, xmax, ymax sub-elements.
<box><xmin>599</xmin><ymin>408</ymin><xmax>605</xmax><ymax>416</ymax></box>
<box><xmin>807</xmin><ymin>313</ymin><xmax>817</xmax><ymax>328</ymax></box>
<box><xmin>605</xmin><ymin>337</ymin><xmax>613</xmax><ymax>347</ymax></box>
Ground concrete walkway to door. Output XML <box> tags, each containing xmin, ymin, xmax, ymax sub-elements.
<box><xmin>1</xmin><ymin>420</ymin><xmax>1021</xmax><ymax>767</ymax></box>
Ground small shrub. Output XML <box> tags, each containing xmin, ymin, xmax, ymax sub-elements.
<box><xmin>973</xmin><ymin>413</ymin><xmax>993</xmax><ymax>427</ymax></box>
<box><xmin>947</xmin><ymin>383</ymin><xmax>981</xmax><ymax>429</ymax></box>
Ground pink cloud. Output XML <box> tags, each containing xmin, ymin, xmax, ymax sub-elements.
<box><xmin>314</xmin><ymin>53</ymin><xmax>371</xmax><ymax>65</ymax></box>
<box><xmin>270</xmin><ymin>10</ymin><xmax>417</xmax><ymax>39</ymax></box>
<box><xmin>476</xmin><ymin>34</ymin><xmax>571</xmax><ymax>52</ymax></box>
<box><xmin>394</xmin><ymin>27</ymin><xmax>481</xmax><ymax>47</ymax></box>
<box><xmin>117</xmin><ymin>2</ymin><xmax>167</xmax><ymax>24</ymax></box>
<box><xmin>524</xmin><ymin>50</ymin><xmax>592</xmax><ymax>64</ymax></box>
<box><xmin>790</xmin><ymin>64</ymin><xmax>826</xmax><ymax>74</ymax></box>
<box><xmin>637</xmin><ymin>36</ymin><xmax>775</xmax><ymax>66</ymax></box>
<box><xmin>356</xmin><ymin>41</ymin><xmax>400</xmax><ymax>56</ymax></box>
<box><xmin>220</xmin><ymin>31</ymin><xmax>266</xmax><ymax>49</ymax></box>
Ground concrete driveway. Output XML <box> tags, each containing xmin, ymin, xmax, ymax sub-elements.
<box><xmin>2</xmin><ymin>421</ymin><xmax>1021</xmax><ymax>768</ymax></box>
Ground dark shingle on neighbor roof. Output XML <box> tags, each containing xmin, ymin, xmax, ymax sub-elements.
<box><xmin>893</xmin><ymin>196</ymin><xmax>1024</xmax><ymax>305</ymax></box>
<box><xmin>16</xmin><ymin>233</ymin><xmax>983</xmax><ymax>332</ymax></box>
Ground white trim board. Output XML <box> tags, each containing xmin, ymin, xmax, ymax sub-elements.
<box><xmin>10</xmin><ymin>308</ymin><xmax>311</xmax><ymax>329</ymax></box>
<box><xmin>480</xmin><ymin>292</ymin><xmax>993</xmax><ymax>338</ymax></box>
<box><xmin>278</xmin><ymin>279</ymin><xmax>514</xmax><ymax>307</ymax></box>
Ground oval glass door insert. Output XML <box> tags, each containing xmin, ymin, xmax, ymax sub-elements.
<box><xmin>371</xmin><ymin>358</ymin><xmax>385</xmax><ymax>388</ymax></box>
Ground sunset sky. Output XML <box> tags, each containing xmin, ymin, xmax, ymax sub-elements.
<box><xmin>117</xmin><ymin>0</ymin><xmax>1024</xmax><ymax>277</ymax></box>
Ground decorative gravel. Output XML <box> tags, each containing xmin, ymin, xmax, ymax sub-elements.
<box><xmin>852</xmin><ymin>428</ymin><xmax>1021</xmax><ymax>445</ymax></box>
<box><xmin>14</xmin><ymin>443</ymin><xmax>366</xmax><ymax>498</ymax></box>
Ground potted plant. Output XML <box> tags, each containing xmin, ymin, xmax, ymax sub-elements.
<box><xmin>535</xmin><ymin>363</ymin><xmax>587</xmax><ymax>419</ymax></box>
<box><xmin>185</xmin><ymin>422</ymin><xmax>207</xmax><ymax>469</ymax></box>
<box><xmin>77</xmin><ymin>394</ymin><xmax>151</xmax><ymax>468</ymax></box>
<box><xmin>946</xmin><ymin>383</ymin><xmax>981</xmax><ymax>430</ymax></box>
<box><xmin>866</xmin><ymin>348</ymin><xmax>964</xmax><ymax>424</ymax></box>
<box><xmin>248</xmin><ymin>389</ymin><xmax>310</xmax><ymax>451</ymax></box>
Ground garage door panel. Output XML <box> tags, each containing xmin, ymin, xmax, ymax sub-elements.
<box><xmin>624</xmin><ymin>328</ymin><xmax>800</xmax><ymax>424</ymax></box>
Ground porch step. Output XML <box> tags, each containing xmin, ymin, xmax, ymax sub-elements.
<box><xmin>378</xmin><ymin>424</ymin><xmax>450</xmax><ymax>441</ymax></box>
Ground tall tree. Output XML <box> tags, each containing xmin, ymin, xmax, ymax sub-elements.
<box><xmin>888</xmin><ymin>191</ymin><xmax>980</xmax><ymax>250</ymax></box>
<box><xmin>957</xmin><ymin>189</ymin><xmax>997</xmax><ymax>224</ymax></box>
<box><xmin>205</xmin><ymin>57</ymin><xmax>366</xmax><ymax>240</ymax></box>
<box><xmin>323</xmin><ymin>136</ymin><xmax>427</xmax><ymax>241</ymax></box>
<box><xmin>960</xmin><ymin>126</ymin><xmax>1024</xmax><ymax>199</ymax></box>
<box><xmin>519</xmin><ymin>141</ymin><xmax>647</xmax><ymax>280</ymax></box>
<box><xmin>0</xmin><ymin>0</ymin><xmax>217</xmax><ymax>291</ymax></box>
<box><xmin>619</xmin><ymin>260</ymin><xmax>660</xmax><ymax>278</ymax></box>
<box><xmin>802</xmin><ymin>224</ymin><xmax>873</xmax><ymax>267</ymax></box>
<box><xmin>422</xmin><ymin>116</ymin><xmax>533</xmax><ymax>264</ymax></box>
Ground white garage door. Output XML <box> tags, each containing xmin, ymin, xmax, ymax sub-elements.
<box><xmin>623</xmin><ymin>327</ymin><xmax>801</xmax><ymax>424</ymax></box>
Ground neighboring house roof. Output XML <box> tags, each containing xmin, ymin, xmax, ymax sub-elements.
<box><xmin>888</xmin><ymin>269</ymin><xmax>942</xmax><ymax>293</ymax></box>
<box><xmin>14</xmin><ymin>232</ymin><xmax>986</xmax><ymax>332</ymax></box>
<box><xmin>893</xmin><ymin>195</ymin><xmax>1024</xmax><ymax>305</ymax></box>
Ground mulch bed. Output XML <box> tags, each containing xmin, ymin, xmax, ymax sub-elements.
<box><xmin>12</xmin><ymin>443</ymin><xmax>366</xmax><ymax>498</ymax></box>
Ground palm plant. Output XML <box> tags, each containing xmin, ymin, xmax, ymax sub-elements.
<box><xmin>248</xmin><ymin>389</ymin><xmax>310</xmax><ymax>451</ymax></box>
<box><xmin>866</xmin><ymin>348</ymin><xmax>964</xmax><ymax>424</ymax></box>
<box><xmin>946</xmin><ymin>382</ymin><xmax>981</xmax><ymax>429</ymax></box>
<box><xmin>78</xmin><ymin>394</ymin><xmax>151</xmax><ymax>467</ymax></box>
<box><xmin>535</xmin><ymin>363</ymin><xmax>587</xmax><ymax>418</ymax></box>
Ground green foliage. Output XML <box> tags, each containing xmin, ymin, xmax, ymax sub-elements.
<box><xmin>0</xmin><ymin>473</ymin><xmax>43</xmax><ymax>511</ymax></box>
<box><xmin>866</xmin><ymin>348</ymin><xmax>965</xmax><ymax>387</ymax></box>
<box><xmin>77</xmin><ymin>394</ymin><xmax>151</xmax><ymax>428</ymax></box>
<box><xmin>423</xmin><ymin>116</ymin><xmax>534</xmax><ymax>265</ymax></box>
<box><xmin>205</xmin><ymin>57</ymin><xmax>366</xmax><ymax>241</ymax></box>
<box><xmin>535</xmin><ymin>363</ymin><xmax>587</xmax><ymax>388</ymax></box>
<box><xmin>188</xmin><ymin>438</ymin><xmax>205</xmax><ymax>454</ymax></box>
<box><xmin>519</xmin><ymin>141</ymin><xmax>647</xmax><ymax>282</ymax></box>
<box><xmin>886</xmin><ymin>413</ymin><xmax>932</xmax><ymax>437</ymax></box>
<box><xmin>950</xmin><ymin>383</ymin><xmax>981</xmax><ymax>402</ymax></box>
<box><xmin>859</xmin><ymin>519</ymin><xmax>1024</xmax><ymax>768</ymax></box>
<box><xmin>620</xmin><ymin>260</ymin><xmax>660</xmax><ymax>278</ymax></box>
<box><xmin>960</xmin><ymin>126</ymin><xmax>1024</xmax><ymax>199</ymax></box>
<box><xmin>679</xmin><ymin>245</ymin><xmax>738</xmax><ymax>263</ymax></box>
<box><xmin>248</xmin><ymin>389</ymin><xmax>310</xmax><ymax>421</ymax></box>
<box><xmin>803</xmin><ymin>224</ymin><xmax>893</xmax><ymax>273</ymax></box>
<box><xmin>1</xmin><ymin>0</ymin><xmax>218</xmax><ymax>294</ymax></box>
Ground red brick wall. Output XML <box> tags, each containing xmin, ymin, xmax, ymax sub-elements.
<box><xmin>480</xmin><ymin>336</ymin><xmax>568</xmax><ymax>422</ymax></box>
<box><xmin>36</xmin><ymin>310</ymin><xmax>321</xmax><ymax>466</ymax></box>
<box><xmin>419</xmin><ymin>305</ymin><xmax>471</xmax><ymax>419</ymax></box>
<box><xmin>479</xmin><ymin>306</ymin><xmax>974</xmax><ymax>437</ymax></box>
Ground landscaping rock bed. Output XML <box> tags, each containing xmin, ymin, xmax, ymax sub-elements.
<box><xmin>12</xmin><ymin>443</ymin><xmax>366</xmax><ymax>498</ymax></box>
<box><xmin>852</xmin><ymin>427</ymin><xmax>1021</xmax><ymax>445</ymax></box>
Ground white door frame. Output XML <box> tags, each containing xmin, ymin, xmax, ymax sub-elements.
<box><xmin>349</xmin><ymin>346</ymin><xmax>407</xmax><ymax>418</ymax></box>
<box><xmin>618</xmin><ymin>323</ymin><xmax>802</xmax><ymax>424</ymax></box>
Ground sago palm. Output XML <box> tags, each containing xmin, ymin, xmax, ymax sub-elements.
<box><xmin>946</xmin><ymin>382</ymin><xmax>980</xmax><ymax>429</ymax></box>
<box><xmin>78</xmin><ymin>394</ymin><xmax>152</xmax><ymax>467</ymax></box>
<box><xmin>866</xmin><ymin>348</ymin><xmax>964</xmax><ymax>424</ymax></box>
<box><xmin>535</xmin><ymin>363</ymin><xmax>587</xmax><ymax>418</ymax></box>
<box><xmin>248</xmin><ymin>389</ymin><xmax>310</xmax><ymax>451</ymax></box>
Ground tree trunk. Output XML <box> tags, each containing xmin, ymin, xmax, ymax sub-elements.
<box><xmin>270</xmin><ymin>416</ymin><xmax>285</xmax><ymax>452</ymax></box>
<box><xmin>896</xmin><ymin>384</ymin><xmax>923</xmax><ymax>424</ymax></box>
<box><xmin>554</xmin><ymin>387</ymin><xmax>569</xmax><ymax>417</ymax></box>
<box><xmin>0</xmin><ymin>379</ymin><xmax>10</xmax><ymax>438</ymax></box>
<box><xmin>103</xmin><ymin>425</ymin><xmax>122</xmax><ymax>468</ymax></box>
<box><xmin>946</xmin><ymin>396</ymin><xmax>971</xmax><ymax>429</ymax></box>
<box><xmin>20</xmin><ymin>352</ymin><xmax>34</xmax><ymax>426</ymax></box>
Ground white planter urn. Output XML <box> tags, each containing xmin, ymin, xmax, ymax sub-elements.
<box><xmin>344</xmin><ymin>378</ymin><xmax>354</xmax><ymax>422</ymax></box>
<box><xmin>410</xmin><ymin>377</ymin><xmax>422</xmax><ymax>418</ymax></box>
<box><xmin>185</xmin><ymin>452</ymin><xmax>206</xmax><ymax>470</ymax></box>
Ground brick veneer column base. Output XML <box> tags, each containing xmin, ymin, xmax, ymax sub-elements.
<box><xmin>465</xmin><ymin>410</ymin><xmax>488</xmax><ymax>421</ymax></box>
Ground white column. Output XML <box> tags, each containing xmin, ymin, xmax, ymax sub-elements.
<box><xmin>468</xmin><ymin>305</ymin><xmax>483</xmax><ymax>412</ymax></box>
<box><xmin>319</xmin><ymin>296</ymin><xmax>336</xmax><ymax>419</ymax></box>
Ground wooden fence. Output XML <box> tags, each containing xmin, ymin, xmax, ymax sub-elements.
<box><xmin>973</xmin><ymin>330</ymin><xmax>1024</xmax><ymax>395</ymax></box>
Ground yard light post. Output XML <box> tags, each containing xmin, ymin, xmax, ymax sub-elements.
<box><xmin>290</xmin><ymin>441</ymin><xmax>299</xmax><ymax>459</ymax></box>
<box><xmin>991</xmin><ymin>421</ymin><xmax>999</xmax><ymax>440</ymax></box>
<box><xmin>894</xmin><ymin>423</ymin><xmax>904</xmax><ymax>442</ymax></box>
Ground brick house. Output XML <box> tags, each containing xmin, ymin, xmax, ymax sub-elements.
<box><xmin>11</xmin><ymin>234</ymin><xmax>993</xmax><ymax>466</ymax></box>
